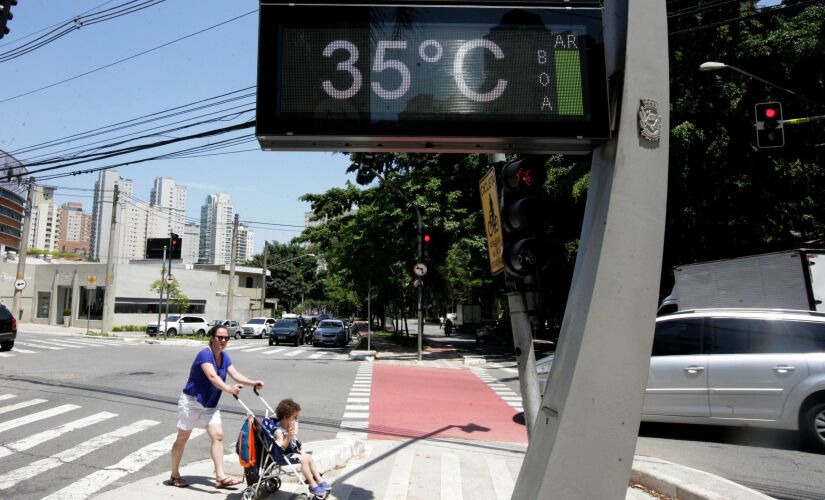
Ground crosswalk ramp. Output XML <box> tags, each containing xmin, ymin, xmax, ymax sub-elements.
<box><xmin>324</xmin><ymin>439</ymin><xmax>526</xmax><ymax>500</ymax></box>
<box><xmin>0</xmin><ymin>336</ymin><xmax>125</xmax><ymax>358</ymax></box>
<box><xmin>0</xmin><ymin>393</ymin><xmax>203</xmax><ymax>499</ymax></box>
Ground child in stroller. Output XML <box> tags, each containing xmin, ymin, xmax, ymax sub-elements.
<box><xmin>272</xmin><ymin>398</ymin><xmax>330</xmax><ymax>496</ymax></box>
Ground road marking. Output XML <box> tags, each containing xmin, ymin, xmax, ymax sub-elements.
<box><xmin>0</xmin><ymin>404</ymin><xmax>80</xmax><ymax>434</ymax></box>
<box><xmin>47</xmin><ymin>339</ymin><xmax>104</xmax><ymax>347</ymax></box>
<box><xmin>10</xmin><ymin>348</ymin><xmax>36</xmax><ymax>354</ymax></box>
<box><xmin>0</xmin><ymin>419</ymin><xmax>160</xmax><ymax>490</ymax></box>
<box><xmin>0</xmin><ymin>352</ymin><xmax>13</xmax><ymax>357</ymax></box>
<box><xmin>285</xmin><ymin>349</ymin><xmax>305</xmax><ymax>357</ymax></box>
<box><xmin>486</xmin><ymin>458</ymin><xmax>515</xmax><ymax>500</ymax></box>
<box><xmin>335</xmin><ymin>431</ymin><xmax>367</xmax><ymax>440</ymax></box>
<box><xmin>0</xmin><ymin>398</ymin><xmax>48</xmax><ymax>415</ymax></box>
<box><xmin>383</xmin><ymin>448</ymin><xmax>414</xmax><ymax>500</ymax></box>
<box><xmin>223</xmin><ymin>345</ymin><xmax>245</xmax><ymax>351</ymax></box>
<box><xmin>241</xmin><ymin>346</ymin><xmax>268</xmax><ymax>352</ymax></box>
<box><xmin>0</xmin><ymin>395</ymin><xmax>14</xmax><ymax>402</ymax></box>
<box><xmin>0</xmin><ymin>412</ymin><xmax>118</xmax><ymax>459</ymax></box>
<box><xmin>22</xmin><ymin>339</ymin><xmax>82</xmax><ymax>349</ymax></box>
<box><xmin>308</xmin><ymin>352</ymin><xmax>329</xmax><ymax>359</ymax></box>
<box><xmin>342</xmin><ymin>412</ymin><xmax>369</xmax><ymax>419</ymax></box>
<box><xmin>347</xmin><ymin>398</ymin><xmax>369</xmax><ymax>403</ymax></box>
<box><xmin>339</xmin><ymin>421</ymin><xmax>368</xmax><ymax>430</ymax></box>
<box><xmin>43</xmin><ymin>428</ymin><xmax>205</xmax><ymax>500</ymax></box>
<box><xmin>345</xmin><ymin>405</ymin><xmax>370</xmax><ymax>411</ymax></box>
<box><xmin>16</xmin><ymin>341</ymin><xmax>63</xmax><ymax>350</ymax></box>
<box><xmin>441</xmin><ymin>451</ymin><xmax>463</xmax><ymax>500</ymax></box>
<box><xmin>262</xmin><ymin>348</ymin><xmax>286</xmax><ymax>355</ymax></box>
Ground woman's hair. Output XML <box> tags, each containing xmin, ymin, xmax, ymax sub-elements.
<box><xmin>208</xmin><ymin>325</ymin><xmax>228</xmax><ymax>337</ymax></box>
<box><xmin>276</xmin><ymin>398</ymin><xmax>301</xmax><ymax>419</ymax></box>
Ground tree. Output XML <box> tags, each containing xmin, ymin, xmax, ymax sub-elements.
<box><xmin>149</xmin><ymin>279</ymin><xmax>189</xmax><ymax>314</ymax></box>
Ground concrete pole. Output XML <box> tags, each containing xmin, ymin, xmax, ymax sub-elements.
<box><xmin>226</xmin><ymin>214</ymin><xmax>239</xmax><ymax>319</ymax></box>
<box><xmin>157</xmin><ymin>246</ymin><xmax>166</xmax><ymax>336</ymax></box>
<box><xmin>260</xmin><ymin>240</ymin><xmax>268</xmax><ymax>315</ymax></box>
<box><xmin>101</xmin><ymin>184</ymin><xmax>119</xmax><ymax>332</ymax></box>
<box><xmin>12</xmin><ymin>178</ymin><xmax>34</xmax><ymax>320</ymax></box>
<box><xmin>507</xmin><ymin>291</ymin><xmax>541</xmax><ymax>438</ymax></box>
<box><xmin>512</xmin><ymin>1</ymin><xmax>669</xmax><ymax>498</ymax></box>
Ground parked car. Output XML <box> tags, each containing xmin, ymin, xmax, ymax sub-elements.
<box><xmin>0</xmin><ymin>304</ymin><xmax>17</xmax><ymax>351</ymax></box>
<box><xmin>475</xmin><ymin>319</ymin><xmax>513</xmax><ymax>344</ymax></box>
<box><xmin>313</xmin><ymin>319</ymin><xmax>348</xmax><ymax>347</ymax></box>
<box><xmin>239</xmin><ymin>317</ymin><xmax>276</xmax><ymax>339</ymax></box>
<box><xmin>536</xmin><ymin>308</ymin><xmax>825</xmax><ymax>452</ymax></box>
<box><xmin>145</xmin><ymin>315</ymin><xmax>208</xmax><ymax>336</ymax></box>
<box><xmin>335</xmin><ymin>317</ymin><xmax>355</xmax><ymax>340</ymax></box>
<box><xmin>208</xmin><ymin>319</ymin><xmax>242</xmax><ymax>337</ymax></box>
<box><xmin>269</xmin><ymin>318</ymin><xmax>306</xmax><ymax>346</ymax></box>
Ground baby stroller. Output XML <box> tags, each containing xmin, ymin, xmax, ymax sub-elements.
<box><xmin>234</xmin><ymin>389</ymin><xmax>329</xmax><ymax>500</ymax></box>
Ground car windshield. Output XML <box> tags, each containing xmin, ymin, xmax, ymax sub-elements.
<box><xmin>209</xmin><ymin>320</ymin><xmax>222</xmax><ymax>326</ymax></box>
<box><xmin>275</xmin><ymin>319</ymin><xmax>297</xmax><ymax>327</ymax></box>
<box><xmin>247</xmin><ymin>318</ymin><xmax>265</xmax><ymax>324</ymax></box>
<box><xmin>166</xmin><ymin>315</ymin><xmax>181</xmax><ymax>322</ymax></box>
<box><xmin>318</xmin><ymin>320</ymin><xmax>342</xmax><ymax>328</ymax></box>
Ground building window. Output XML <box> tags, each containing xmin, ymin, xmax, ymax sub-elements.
<box><xmin>245</xmin><ymin>276</ymin><xmax>254</xmax><ymax>288</ymax></box>
<box><xmin>37</xmin><ymin>292</ymin><xmax>50</xmax><ymax>319</ymax></box>
<box><xmin>78</xmin><ymin>287</ymin><xmax>105</xmax><ymax>320</ymax></box>
<box><xmin>114</xmin><ymin>298</ymin><xmax>205</xmax><ymax>314</ymax></box>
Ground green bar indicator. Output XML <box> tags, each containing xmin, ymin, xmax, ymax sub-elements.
<box><xmin>555</xmin><ymin>51</ymin><xmax>584</xmax><ymax>116</ymax></box>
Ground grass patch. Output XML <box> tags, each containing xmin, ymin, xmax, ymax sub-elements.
<box><xmin>368</xmin><ymin>330</ymin><xmax>427</xmax><ymax>350</ymax></box>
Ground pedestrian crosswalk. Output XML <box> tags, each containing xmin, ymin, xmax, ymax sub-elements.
<box><xmin>0</xmin><ymin>393</ymin><xmax>204</xmax><ymax>499</ymax></box>
<box><xmin>337</xmin><ymin>363</ymin><xmax>372</xmax><ymax>441</ymax></box>
<box><xmin>472</xmin><ymin>368</ymin><xmax>524</xmax><ymax>413</ymax></box>
<box><xmin>0</xmin><ymin>336</ymin><xmax>126</xmax><ymax>358</ymax></box>
<box><xmin>224</xmin><ymin>344</ymin><xmax>352</xmax><ymax>361</ymax></box>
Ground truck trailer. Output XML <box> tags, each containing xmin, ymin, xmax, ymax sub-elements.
<box><xmin>658</xmin><ymin>249</ymin><xmax>824</xmax><ymax>315</ymax></box>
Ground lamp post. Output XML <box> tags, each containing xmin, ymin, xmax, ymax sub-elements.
<box><xmin>358</xmin><ymin>157</ymin><xmax>424</xmax><ymax>361</ymax></box>
<box><xmin>699</xmin><ymin>61</ymin><xmax>819</xmax><ymax>106</ymax></box>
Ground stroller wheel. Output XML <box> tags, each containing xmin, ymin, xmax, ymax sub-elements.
<box><xmin>264</xmin><ymin>477</ymin><xmax>281</xmax><ymax>492</ymax></box>
<box><xmin>241</xmin><ymin>486</ymin><xmax>256</xmax><ymax>500</ymax></box>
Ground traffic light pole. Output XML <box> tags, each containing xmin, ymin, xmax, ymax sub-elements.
<box><xmin>12</xmin><ymin>178</ymin><xmax>34</xmax><ymax>320</ymax></box>
<box><xmin>514</xmin><ymin>1</ymin><xmax>670</xmax><ymax>498</ymax></box>
<box><xmin>102</xmin><ymin>184</ymin><xmax>119</xmax><ymax>333</ymax></box>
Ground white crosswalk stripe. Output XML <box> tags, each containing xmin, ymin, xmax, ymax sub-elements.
<box><xmin>384</xmin><ymin>448</ymin><xmax>415</xmax><ymax>499</ymax></box>
<box><xmin>10</xmin><ymin>348</ymin><xmax>36</xmax><ymax>353</ymax></box>
<box><xmin>239</xmin><ymin>346</ymin><xmax>268</xmax><ymax>352</ymax></box>
<box><xmin>284</xmin><ymin>349</ymin><xmax>306</xmax><ymax>357</ymax></box>
<box><xmin>43</xmin><ymin>428</ymin><xmax>205</xmax><ymax>500</ymax></box>
<box><xmin>486</xmin><ymin>458</ymin><xmax>515</xmax><ymax>500</ymax></box>
<box><xmin>0</xmin><ymin>412</ymin><xmax>117</xmax><ymax>460</ymax></box>
<box><xmin>15</xmin><ymin>341</ymin><xmax>63</xmax><ymax>350</ymax></box>
<box><xmin>0</xmin><ymin>398</ymin><xmax>47</xmax><ymax>415</ymax></box>
<box><xmin>441</xmin><ymin>451</ymin><xmax>463</xmax><ymax>500</ymax></box>
<box><xmin>0</xmin><ymin>419</ymin><xmax>160</xmax><ymax>490</ymax></box>
<box><xmin>0</xmin><ymin>394</ymin><xmax>15</xmax><ymax>402</ymax></box>
<box><xmin>0</xmin><ymin>404</ymin><xmax>80</xmax><ymax>434</ymax></box>
<box><xmin>0</xmin><ymin>352</ymin><xmax>14</xmax><ymax>357</ymax></box>
<box><xmin>21</xmin><ymin>339</ymin><xmax>83</xmax><ymax>349</ymax></box>
<box><xmin>263</xmin><ymin>348</ymin><xmax>285</xmax><ymax>354</ymax></box>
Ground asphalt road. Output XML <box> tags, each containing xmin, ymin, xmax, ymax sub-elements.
<box><xmin>0</xmin><ymin>330</ymin><xmax>359</xmax><ymax>500</ymax></box>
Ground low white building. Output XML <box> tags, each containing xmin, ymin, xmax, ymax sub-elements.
<box><xmin>0</xmin><ymin>256</ymin><xmax>271</xmax><ymax>329</ymax></box>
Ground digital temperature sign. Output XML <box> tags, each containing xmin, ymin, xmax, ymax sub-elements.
<box><xmin>256</xmin><ymin>3</ymin><xmax>609</xmax><ymax>153</ymax></box>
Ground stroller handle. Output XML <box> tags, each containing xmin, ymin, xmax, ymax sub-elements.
<box><xmin>232</xmin><ymin>393</ymin><xmax>254</xmax><ymax>416</ymax></box>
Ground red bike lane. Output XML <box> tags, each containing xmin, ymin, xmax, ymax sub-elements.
<box><xmin>368</xmin><ymin>364</ymin><xmax>527</xmax><ymax>443</ymax></box>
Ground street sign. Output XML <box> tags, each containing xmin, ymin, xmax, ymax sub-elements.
<box><xmin>86</xmin><ymin>275</ymin><xmax>97</xmax><ymax>286</ymax></box>
<box><xmin>13</xmin><ymin>279</ymin><xmax>25</xmax><ymax>291</ymax></box>
<box><xmin>413</xmin><ymin>278</ymin><xmax>424</xmax><ymax>288</ymax></box>
<box><xmin>165</xmin><ymin>274</ymin><xmax>175</xmax><ymax>285</ymax></box>
<box><xmin>256</xmin><ymin>3</ymin><xmax>609</xmax><ymax>153</ymax></box>
<box><xmin>480</xmin><ymin>167</ymin><xmax>504</xmax><ymax>274</ymax></box>
<box><xmin>413</xmin><ymin>262</ymin><xmax>428</xmax><ymax>277</ymax></box>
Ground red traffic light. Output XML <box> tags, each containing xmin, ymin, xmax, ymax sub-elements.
<box><xmin>764</xmin><ymin>108</ymin><xmax>776</xmax><ymax>119</ymax></box>
<box><xmin>502</xmin><ymin>157</ymin><xmax>547</xmax><ymax>193</ymax></box>
<box><xmin>423</xmin><ymin>234</ymin><xmax>431</xmax><ymax>243</ymax></box>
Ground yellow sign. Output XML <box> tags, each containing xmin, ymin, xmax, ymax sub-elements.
<box><xmin>479</xmin><ymin>167</ymin><xmax>504</xmax><ymax>275</ymax></box>
<box><xmin>86</xmin><ymin>275</ymin><xmax>97</xmax><ymax>286</ymax></box>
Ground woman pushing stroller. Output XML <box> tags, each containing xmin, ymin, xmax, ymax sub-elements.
<box><xmin>273</xmin><ymin>398</ymin><xmax>331</xmax><ymax>497</ymax></box>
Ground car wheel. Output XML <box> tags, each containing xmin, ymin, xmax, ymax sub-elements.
<box><xmin>235</xmin><ymin>332</ymin><xmax>241</xmax><ymax>340</ymax></box>
<box><xmin>197</xmin><ymin>329</ymin><xmax>206</xmax><ymax>336</ymax></box>
<box><xmin>0</xmin><ymin>340</ymin><xmax>13</xmax><ymax>351</ymax></box>
<box><xmin>801</xmin><ymin>401</ymin><xmax>825</xmax><ymax>453</ymax></box>
<box><xmin>294</xmin><ymin>337</ymin><xmax>299</xmax><ymax>347</ymax></box>
<box><xmin>167</xmin><ymin>328</ymin><xmax>177</xmax><ymax>336</ymax></box>
<box><xmin>269</xmin><ymin>339</ymin><xmax>273</xmax><ymax>346</ymax></box>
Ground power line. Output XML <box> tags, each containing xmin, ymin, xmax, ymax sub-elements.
<box><xmin>0</xmin><ymin>0</ymin><xmax>117</xmax><ymax>49</ymax></box>
<box><xmin>0</xmin><ymin>8</ymin><xmax>257</xmax><ymax>105</ymax></box>
<box><xmin>669</xmin><ymin>0</ymin><xmax>825</xmax><ymax>36</ymax></box>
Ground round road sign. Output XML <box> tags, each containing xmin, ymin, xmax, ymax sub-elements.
<box><xmin>13</xmin><ymin>279</ymin><xmax>26</xmax><ymax>291</ymax></box>
<box><xmin>413</xmin><ymin>262</ymin><xmax>428</xmax><ymax>277</ymax></box>
<box><xmin>165</xmin><ymin>274</ymin><xmax>175</xmax><ymax>285</ymax></box>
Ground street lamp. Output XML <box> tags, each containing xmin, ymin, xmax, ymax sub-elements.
<box><xmin>358</xmin><ymin>155</ymin><xmax>425</xmax><ymax>361</ymax></box>
<box><xmin>699</xmin><ymin>61</ymin><xmax>814</xmax><ymax>105</ymax></box>
<box><xmin>261</xmin><ymin>252</ymin><xmax>316</xmax><ymax>316</ymax></box>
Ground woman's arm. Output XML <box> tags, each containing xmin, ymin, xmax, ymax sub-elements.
<box><xmin>227</xmin><ymin>365</ymin><xmax>264</xmax><ymax>388</ymax></box>
<box><xmin>201</xmin><ymin>363</ymin><xmax>242</xmax><ymax>395</ymax></box>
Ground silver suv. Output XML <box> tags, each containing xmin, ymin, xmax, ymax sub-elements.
<box><xmin>538</xmin><ymin>308</ymin><xmax>825</xmax><ymax>452</ymax></box>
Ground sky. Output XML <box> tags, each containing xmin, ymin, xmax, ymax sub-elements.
<box><xmin>0</xmin><ymin>0</ymin><xmax>354</xmax><ymax>250</ymax></box>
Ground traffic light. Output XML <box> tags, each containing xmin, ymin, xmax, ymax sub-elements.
<box><xmin>170</xmin><ymin>233</ymin><xmax>180</xmax><ymax>250</ymax></box>
<box><xmin>500</xmin><ymin>156</ymin><xmax>549</xmax><ymax>276</ymax></box>
<box><xmin>422</xmin><ymin>233</ymin><xmax>431</xmax><ymax>261</ymax></box>
<box><xmin>755</xmin><ymin>102</ymin><xmax>784</xmax><ymax>148</ymax></box>
<box><xmin>0</xmin><ymin>1</ymin><xmax>17</xmax><ymax>40</ymax></box>
<box><xmin>169</xmin><ymin>233</ymin><xmax>181</xmax><ymax>259</ymax></box>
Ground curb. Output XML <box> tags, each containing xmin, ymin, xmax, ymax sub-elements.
<box><xmin>349</xmin><ymin>350</ymin><xmax>376</xmax><ymax>361</ymax></box>
<box><xmin>631</xmin><ymin>455</ymin><xmax>772</xmax><ymax>500</ymax></box>
<box><xmin>462</xmin><ymin>355</ymin><xmax>486</xmax><ymax>366</ymax></box>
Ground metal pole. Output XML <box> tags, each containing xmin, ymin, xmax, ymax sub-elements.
<box><xmin>164</xmin><ymin>243</ymin><xmax>170</xmax><ymax>341</ymax></box>
<box><xmin>226</xmin><ymin>214</ymin><xmax>239</xmax><ymax>319</ymax></box>
<box><xmin>102</xmin><ymin>183</ymin><xmax>119</xmax><ymax>333</ymax></box>
<box><xmin>507</xmin><ymin>291</ymin><xmax>541</xmax><ymax>438</ymax></box>
<box><xmin>157</xmin><ymin>246</ymin><xmax>166</xmax><ymax>338</ymax></box>
<box><xmin>12</xmin><ymin>178</ymin><xmax>35</xmax><ymax>320</ymax></box>
<box><xmin>260</xmin><ymin>240</ymin><xmax>268</xmax><ymax>315</ymax></box>
<box><xmin>86</xmin><ymin>288</ymin><xmax>91</xmax><ymax>335</ymax></box>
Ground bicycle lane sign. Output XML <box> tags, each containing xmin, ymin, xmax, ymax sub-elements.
<box><xmin>479</xmin><ymin>167</ymin><xmax>504</xmax><ymax>275</ymax></box>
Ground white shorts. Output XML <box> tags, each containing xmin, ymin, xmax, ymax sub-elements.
<box><xmin>177</xmin><ymin>392</ymin><xmax>221</xmax><ymax>430</ymax></box>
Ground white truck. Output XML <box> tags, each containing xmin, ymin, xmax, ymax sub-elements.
<box><xmin>658</xmin><ymin>249</ymin><xmax>824</xmax><ymax>315</ymax></box>
<box><xmin>455</xmin><ymin>303</ymin><xmax>482</xmax><ymax>328</ymax></box>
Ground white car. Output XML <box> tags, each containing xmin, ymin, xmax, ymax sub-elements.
<box><xmin>238</xmin><ymin>317</ymin><xmax>276</xmax><ymax>339</ymax></box>
<box><xmin>145</xmin><ymin>315</ymin><xmax>208</xmax><ymax>336</ymax></box>
<box><xmin>537</xmin><ymin>308</ymin><xmax>825</xmax><ymax>452</ymax></box>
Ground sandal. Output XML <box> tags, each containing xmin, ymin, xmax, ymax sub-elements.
<box><xmin>215</xmin><ymin>476</ymin><xmax>242</xmax><ymax>489</ymax></box>
<box><xmin>166</xmin><ymin>475</ymin><xmax>189</xmax><ymax>488</ymax></box>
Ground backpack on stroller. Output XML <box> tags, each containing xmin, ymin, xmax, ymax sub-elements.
<box><xmin>234</xmin><ymin>389</ymin><xmax>329</xmax><ymax>500</ymax></box>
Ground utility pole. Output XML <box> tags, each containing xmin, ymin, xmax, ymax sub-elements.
<box><xmin>260</xmin><ymin>240</ymin><xmax>268</xmax><ymax>315</ymax></box>
<box><xmin>12</xmin><ymin>178</ymin><xmax>34</xmax><ymax>320</ymax></box>
<box><xmin>157</xmin><ymin>246</ymin><xmax>166</xmax><ymax>338</ymax></box>
<box><xmin>226</xmin><ymin>214</ymin><xmax>239</xmax><ymax>319</ymax></box>
<box><xmin>101</xmin><ymin>183</ymin><xmax>119</xmax><ymax>333</ymax></box>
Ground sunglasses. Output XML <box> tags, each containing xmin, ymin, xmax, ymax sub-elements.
<box><xmin>214</xmin><ymin>336</ymin><xmax>230</xmax><ymax>341</ymax></box>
